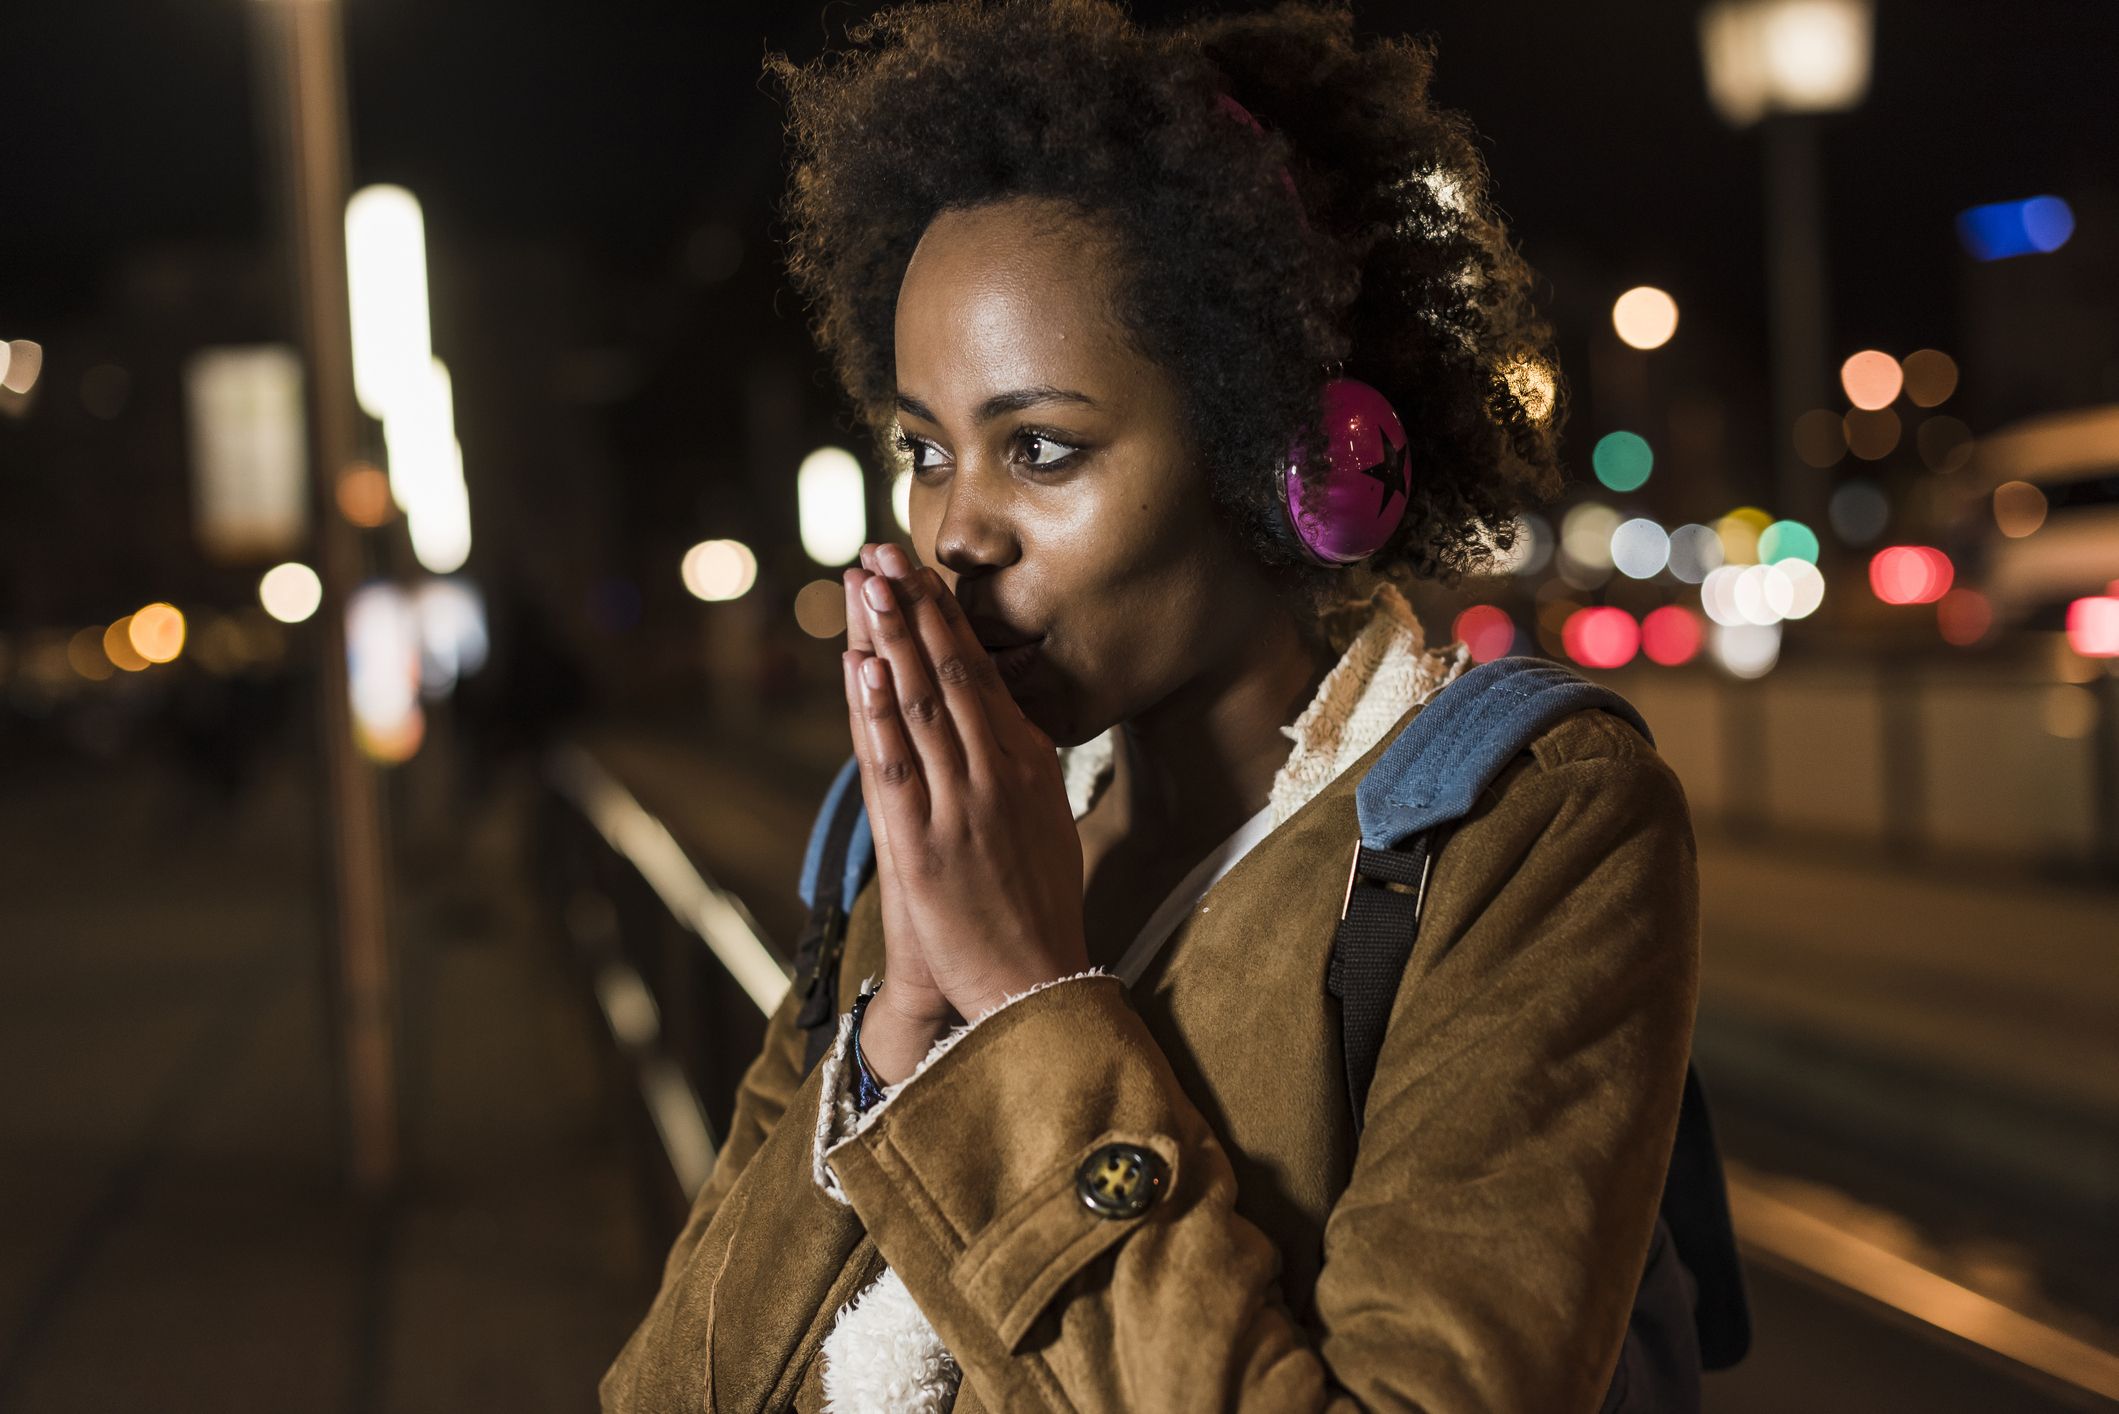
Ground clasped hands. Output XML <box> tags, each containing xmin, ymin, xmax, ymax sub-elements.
<box><xmin>841</xmin><ymin>543</ymin><xmax>1089</xmax><ymax>1083</ymax></box>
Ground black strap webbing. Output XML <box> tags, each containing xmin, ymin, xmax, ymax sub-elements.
<box><xmin>793</xmin><ymin>792</ymin><xmax>863</xmax><ymax>1072</ymax></box>
<box><xmin>1326</xmin><ymin>837</ymin><xmax>1432</xmax><ymax>1132</ymax></box>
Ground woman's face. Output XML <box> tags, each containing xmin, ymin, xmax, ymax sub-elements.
<box><xmin>894</xmin><ymin>197</ymin><xmax>1286</xmax><ymax>747</ymax></box>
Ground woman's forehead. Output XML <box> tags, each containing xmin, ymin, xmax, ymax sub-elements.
<box><xmin>894</xmin><ymin>200</ymin><xmax>1140</xmax><ymax>409</ymax></box>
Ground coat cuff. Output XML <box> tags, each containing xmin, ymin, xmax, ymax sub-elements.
<box><xmin>811</xmin><ymin>969</ymin><xmax>1112</xmax><ymax>1206</ymax></box>
<box><xmin>818</xmin><ymin>973</ymin><xmax>1194</xmax><ymax>1370</ymax></box>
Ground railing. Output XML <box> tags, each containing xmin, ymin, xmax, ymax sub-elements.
<box><xmin>538</xmin><ymin>744</ymin><xmax>789</xmax><ymax>1203</ymax></box>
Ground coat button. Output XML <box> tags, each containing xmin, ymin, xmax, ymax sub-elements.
<box><xmin>1075</xmin><ymin>1143</ymin><xmax>1166</xmax><ymax>1220</ymax></box>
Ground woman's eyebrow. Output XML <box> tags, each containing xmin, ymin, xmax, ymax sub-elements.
<box><xmin>894</xmin><ymin>385</ymin><xmax>1099</xmax><ymax>425</ymax></box>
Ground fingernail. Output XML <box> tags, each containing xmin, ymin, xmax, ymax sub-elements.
<box><xmin>879</xmin><ymin>543</ymin><xmax>910</xmax><ymax>577</ymax></box>
<box><xmin>861</xmin><ymin>657</ymin><xmax>885</xmax><ymax>689</ymax></box>
<box><xmin>864</xmin><ymin>576</ymin><xmax>893</xmax><ymax>612</ymax></box>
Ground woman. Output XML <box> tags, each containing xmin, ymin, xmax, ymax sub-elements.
<box><xmin>604</xmin><ymin>2</ymin><xmax>1698</xmax><ymax>1410</ymax></box>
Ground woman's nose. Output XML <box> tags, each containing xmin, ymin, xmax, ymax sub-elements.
<box><xmin>928</xmin><ymin>473</ymin><xmax>1019</xmax><ymax>579</ymax></box>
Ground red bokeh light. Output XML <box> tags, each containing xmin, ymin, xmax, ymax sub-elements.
<box><xmin>1936</xmin><ymin>588</ymin><xmax>1992</xmax><ymax>646</ymax></box>
<box><xmin>1640</xmin><ymin>605</ymin><xmax>1703</xmax><ymax>666</ymax></box>
<box><xmin>1561</xmin><ymin>606</ymin><xmax>1640</xmax><ymax>670</ymax></box>
<box><xmin>1868</xmin><ymin>546</ymin><xmax>1954</xmax><ymax>605</ymax></box>
<box><xmin>1452</xmin><ymin>604</ymin><xmax>1517</xmax><ymax>664</ymax></box>
<box><xmin>2067</xmin><ymin>596</ymin><xmax>2119</xmax><ymax>658</ymax></box>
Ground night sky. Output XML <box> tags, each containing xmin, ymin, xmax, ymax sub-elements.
<box><xmin>7</xmin><ymin>1</ymin><xmax>2114</xmax><ymax>338</ymax></box>
<box><xmin>4</xmin><ymin>0</ymin><xmax>2115</xmax><ymax>629</ymax></box>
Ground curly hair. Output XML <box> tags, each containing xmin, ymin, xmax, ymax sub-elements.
<box><xmin>770</xmin><ymin>0</ymin><xmax>1567</xmax><ymax>597</ymax></box>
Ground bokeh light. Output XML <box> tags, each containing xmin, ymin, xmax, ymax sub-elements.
<box><xmin>1561</xmin><ymin>503</ymin><xmax>1623</xmax><ymax>572</ymax></box>
<box><xmin>260</xmin><ymin>563</ymin><xmax>324</xmax><ymax>624</ymax></box>
<box><xmin>1562</xmin><ymin>606</ymin><xmax>1639</xmax><ymax>669</ymax></box>
<box><xmin>797</xmin><ymin>446</ymin><xmax>866</xmax><ymax>567</ymax></box>
<box><xmin>1610</xmin><ymin>518</ymin><xmax>1671</xmax><ymax>579</ymax></box>
<box><xmin>1991</xmin><ymin>481</ymin><xmax>2048</xmax><ymax>538</ymax></box>
<box><xmin>1452</xmin><ymin>604</ymin><xmax>1517</xmax><ymax>664</ymax></box>
<box><xmin>1778</xmin><ymin>559</ymin><xmax>1826</xmax><ymax>619</ymax></box>
<box><xmin>129</xmin><ymin>603</ymin><xmax>186</xmax><ymax>664</ymax></box>
<box><xmin>1757</xmin><ymin>518</ymin><xmax>1820</xmax><ymax>564</ymax></box>
<box><xmin>103</xmin><ymin>617</ymin><xmax>149</xmax><ymax>672</ymax></box>
<box><xmin>1829</xmin><ymin>480</ymin><xmax>1890</xmax><ymax>544</ymax></box>
<box><xmin>1592</xmin><ymin>431</ymin><xmax>1654</xmax><ymax>492</ymax></box>
<box><xmin>1901</xmin><ymin>349</ymin><xmax>1958</xmax><ymax>407</ymax></box>
<box><xmin>1792</xmin><ymin>409</ymin><xmax>1846</xmax><ymax>468</ymax></box>
<box><xmin>67</xmin><ymin>627</ymin><xmax>114</xmax><ymax>681</ymax></box>
<box><xmin>891</xmin><ymin>468</ymin><xmax>914</xmax><ymax>535</ymax></box>
<box><xmin>1711</xmin><ymin>622</ymin><xmax>1781</xmax><ymax>679</ymax></box>
<box><xmin>1958</xmin><ymin>196</ymin><xmax>2076</xmax><ymax>261</ymax></box>
<box><xmin>337</xmin><ymin>463</ymin><xmax>393</xmax><ymax>527</ymax></box>
<box><xmin>1839</xmin><ymin>350</ymin><xmax>1903</xmax><ymax>410</ymax></box>
<box><xmin>1713</xmin><ymin>507</ymin><xmax>1771</xmax><ymax>566</ymax></box>
<box><xmin>1667</xmin><ymin>524</ymin><xmax>1724</xmax><ymax>584</ymax></box>
<box><xmin>1916</xmin><ymin>416</ymin><xmax>1974</xmax><ymax>473</ymax></box>
<box><xmin>681</xmin><ymin>539</ymin><xmax>759</xmax><ymax>602</ymax></box>
<box><xmin>1</xmin><ymin>339</ymin><xmax>44</xmax><ymax>396</ymax></box>
<box><xmin>1869</xmin><ymin>546</ymin><xmax>1954</xmax><ymax>605</ymax></box>
<box><xmin>1641</xmin><ymin>605</ymin><xmax>1702</xmax><ymax>666</ymax></box>
<box><xmin>793</xmin><ymin>578</ymin><xmax>847</xmax><ymax>639</ymax></box>
<box><xmin>1936</xmin><ymin>588</ymin><xmax>1992</xmax><ymax>646</ymax></box>
<box><xmin>1700</xmin><ymin>565</ymin><xmax>1746</xmax><ymax>627</ymax></box>
<box><xmin>2065</xmin><ymin>595</ymin><xmax>2119</xmax><ymax>658</ymax></box>
<box><xmin>1843</xmin><ymin>407</ymin><xmax>1902</xmax><ymax>460</ymax></box>
<box><xmin>1733</xmin><ymin>564</ymin><xmax>1793</xmax><ymax>625</ymax></box>
<box><xmin>1611</xmin><ymin>286</ymin><xmax>1679</xmax><ymax>350</ymax></box>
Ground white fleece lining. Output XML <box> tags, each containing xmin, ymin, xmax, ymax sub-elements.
<box><xmin>808</xmin><ymin>585</ymin><xmax>1465</xmax><ymax>1411</ymax></box>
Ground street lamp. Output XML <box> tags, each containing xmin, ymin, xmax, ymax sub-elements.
<box><xmin>1698</xmin><ymin>0</ymin><xmax>1874</xmax><ymax>531</ymax></box>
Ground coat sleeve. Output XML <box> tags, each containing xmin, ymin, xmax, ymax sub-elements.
<box><xmin>601</xmin><ymin>933</ymin><xmax>874</xmax><ymax>1412</ymax></box>
<box><xmin>816</xmin><ymin>723</ymin><xmax>1700</xmax><ymax>1412</ymax></box>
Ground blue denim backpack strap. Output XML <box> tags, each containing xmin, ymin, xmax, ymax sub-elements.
<box><xmin>793</xmin><ymin>756</ymin><xmax>875</xmax><ymax>1070</ymax></box>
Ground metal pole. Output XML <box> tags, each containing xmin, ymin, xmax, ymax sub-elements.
<box><xmin>1762</xmin><ymin>113</ymin><xmax>1830</xmax><ymax>527</ymax></box>
<box><xmin>255</xmin><ymin>0</ymin><xmax>399</xmax><ymax>1193</ymax></box>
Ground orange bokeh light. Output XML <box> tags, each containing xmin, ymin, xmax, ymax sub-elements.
<box><xmin>1840</xmin><ymin>350</ymin><xmax>1903</xmax><ymax>411</ymax></box>
<box><xmin>337</xmin><ymin>463</ymin><xmax>393</xmax><ymax>528</ymax></box>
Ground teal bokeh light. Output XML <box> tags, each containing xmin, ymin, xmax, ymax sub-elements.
<box><xmin>1759</xmin><ymin>519</ymin><xmax>1821</xmax><ymax>565</ymax></box>
<box><xmin>1593</xmin><ymin>431</ymin><xmax>1654</xmax><ymax>492</ymax></box>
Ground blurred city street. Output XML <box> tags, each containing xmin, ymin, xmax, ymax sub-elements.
<box><xmin>1</xmin><ymin>715</ymin><xmax>2112</xmax><ymax>1410</ymax></box>
<box><xmin>5</xmin><ymin>0</ymin><xmax>2117</xmax><ymax>1408</ymax></box>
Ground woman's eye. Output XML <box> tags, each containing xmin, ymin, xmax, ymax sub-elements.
<box><xmin>1019</xmin><ymin>431</ymin><xmax>1081</xmax><ymax>469</ymax></box>
<box><xmin>895</xmin><ymin>431</ymin><xmax>942</xmax><ymax>474</ymax></box>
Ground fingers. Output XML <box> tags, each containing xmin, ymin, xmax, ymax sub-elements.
<box><xmin>844</xmin><ymin>647</ymin><xmax>929</xmax><ymax>827</ymax></box>
<box><xmin>856</xmin><ymin>557</ymin><xmax>966</xmax><ymax>780</ymax></box>
<box><xmin>907</xmin><ymin>550</ymin><xmax>1029</xmax><ymax>730</ymax></box>
<box><xmin>864</xmin><ymin>549</ymin><xmax>1007</xmax><ymax>775</ymax></box>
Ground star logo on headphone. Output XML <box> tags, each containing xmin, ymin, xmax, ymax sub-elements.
<box><xmin>1356</xmin><ymin>434</ymin><xmax>1408</xmax><ymax>518</ymax></box>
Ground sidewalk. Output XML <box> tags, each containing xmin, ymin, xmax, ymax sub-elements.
<box><xmin>0</xmin><ymin>747</ymin><xmax>654</xmax><ymax>1413</ymax></box>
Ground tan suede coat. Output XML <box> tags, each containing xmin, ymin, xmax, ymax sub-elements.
<box><xmin>602</xmin><ymin>704</ymin><xmax>1700</xmax><ymax>1412</ymax></box>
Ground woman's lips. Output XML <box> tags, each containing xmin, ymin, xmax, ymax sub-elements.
<box><xmin>984</xmin><ymin>637</ymin><xmax>1046</xmax><ymax>685</ymax></box>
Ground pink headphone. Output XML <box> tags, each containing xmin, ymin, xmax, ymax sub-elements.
<box><xmin>1217</xmin><ymin>93</ymin><xmax>1413</xmax><ymax>566</ymax></box>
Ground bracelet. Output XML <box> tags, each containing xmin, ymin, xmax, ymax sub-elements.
<box><xmin>848</xmin><ymin>989</ymin><xmax>889</xmax><ymax>1114</ymax></box>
